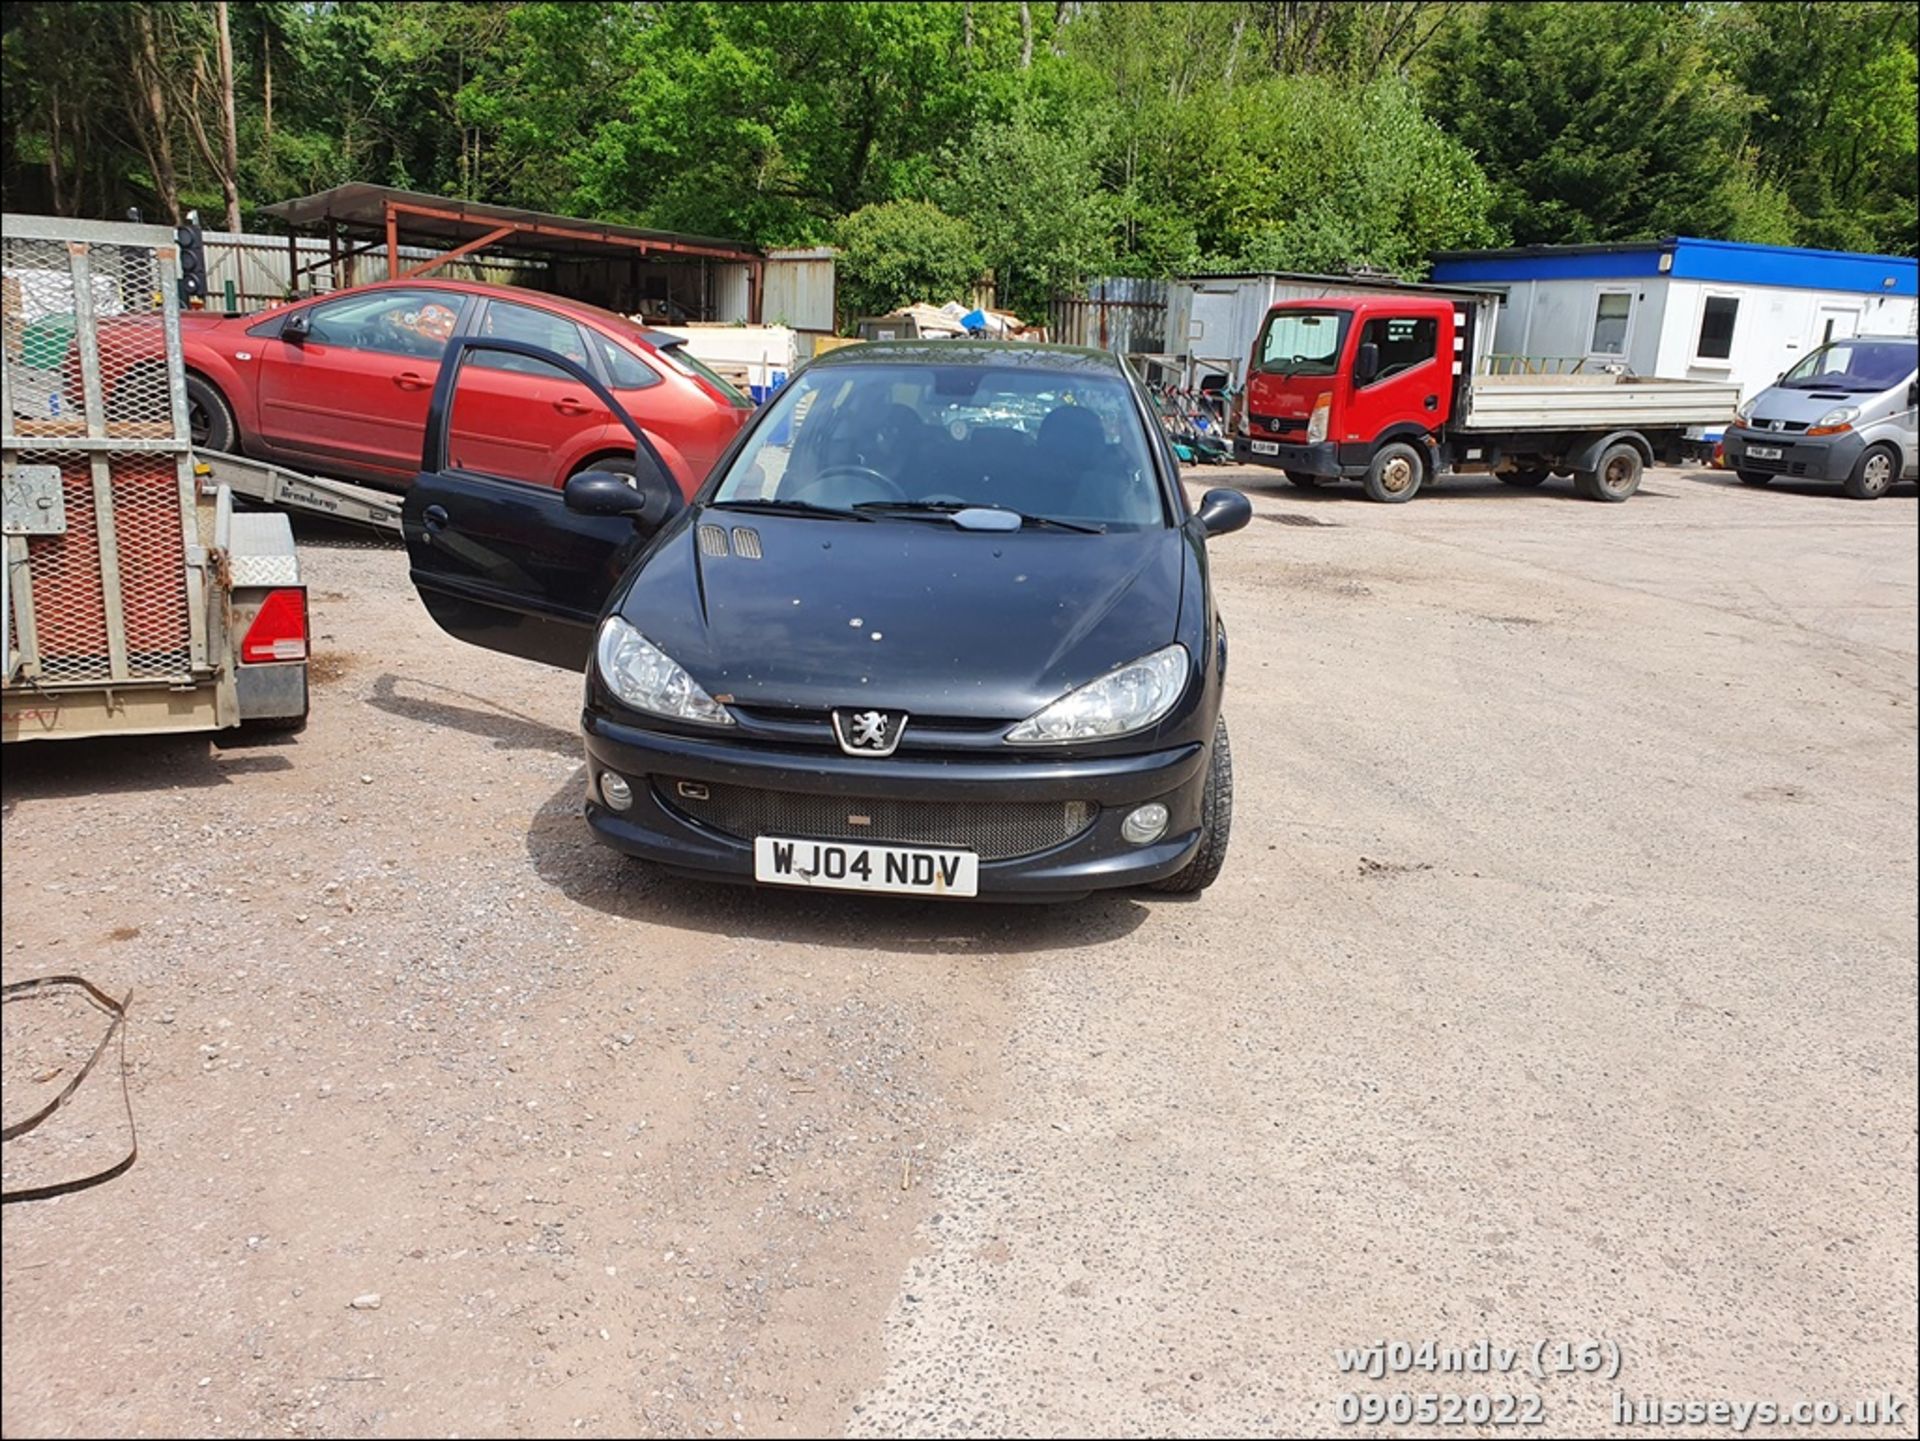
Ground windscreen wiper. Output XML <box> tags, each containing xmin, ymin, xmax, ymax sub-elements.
<box><xmin>853</xmin><ymin>501</ymin><xmax>1105</xmax><ymax>534</ymax></box>
<box><xmin>708</xmin><ymin>498</ymin><xmax>874</xmax><ymax>522</ymax></box>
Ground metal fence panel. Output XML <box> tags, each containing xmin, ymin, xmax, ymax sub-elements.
<box><xmin>4</xmin><ymin>216</ymin><xmax>196</xmax><ymax>686</ymax></box>
<box><xmin>1050</xmin><ymin>278</ymin><xmax>1168</xmax><ymax>355</ymax></box>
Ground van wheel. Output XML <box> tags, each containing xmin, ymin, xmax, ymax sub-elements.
<box><xmin>1736</xmin><ymin>471</ymin><xmax>1772</xmax><ymax>486</ymax></box>
<box><xmin>1499</xmin><ymin>469</ymin><xmax>1550</xmax><ymax>487</ymax></box>
<box><xmin>186</xmin><ymin>374</ymin><xmax>237</xmax><ymax>453</ymax></box>
<box><xmin>1150</xmin><ymin>716</ymin><xmax>1233</xmax><ymax>894</ymax></box>
<box><xmin>1362</xmin><ymin>442</ymin><xmax>1425</xmax><ymax>503</ymax></box>
<box><xmin>1843</xmin><ymin>444</ymin><xmax>1897</xmax><ymax>500</ymax></box>
<box><xmin>1283</xmin><ymin>470</ymin><xmax>1322</xmax><ymax>488</ymax></box>
<box><xmin>1573</xmin><ymin>442</ymin><xmax>1643</xmax><ymax>501</ymax></box>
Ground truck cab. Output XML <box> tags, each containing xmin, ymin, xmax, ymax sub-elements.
<box><xmin>1237</xmin><ymin>296</ymin><xmax>1461</xmax><ymax>494</ymax></box>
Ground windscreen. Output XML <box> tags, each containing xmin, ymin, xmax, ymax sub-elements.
<box><xmin>1780</xmin><ymin>339</ymin><xmax>1917</xmax><ymax>392</ymax></box>
<box><xmin>713</xmin><ymin>362</ymin><xmax>1167</xmax><ymax>530</ymax></box>
<box><xmin>1254</xmin><ymin>310</ymin><xmax>1348</xmax><ymax>376</ymax></box>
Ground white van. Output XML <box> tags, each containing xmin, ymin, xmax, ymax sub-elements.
<box><xmin>1724</xmin><ymin>335</ymin><xmax>1919</xmax><ymax>499</ymax></box>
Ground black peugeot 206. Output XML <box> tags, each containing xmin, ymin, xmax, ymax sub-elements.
<box><xmin>403</xmin><ymin>336</ymin><xmax>1251</xmax><ymax>900</ymax></box>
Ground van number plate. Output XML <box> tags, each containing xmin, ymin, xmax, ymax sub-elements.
<box><xmin>754</xmin><ymin>836</ymin><xmax>979</xmax><ymax>897</ymax></box>
<box><xmin>1747</xmin><ymin>445</ymin><xmax>1783</xmax><ymax>460</ymax></box>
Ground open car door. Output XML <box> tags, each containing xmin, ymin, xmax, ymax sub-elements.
<box><xmin>402</xmin><ymin>337</ymin><xmax>683</xmax><ymax>671</ymax></box>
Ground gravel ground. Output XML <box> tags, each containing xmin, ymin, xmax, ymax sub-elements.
<box><xmin>3</xmin><ymin>465</ymin><xmax>1915</xmax><ymax>1438</ymax></box>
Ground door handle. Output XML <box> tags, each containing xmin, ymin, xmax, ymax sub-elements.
<box><xmin>554</xmin><ymin>396</ymin><xmax>593</xmax><ymax>416</ymax></box>
<box><xmin>423</xmin><ymin>504</ymin><xmax>450</xmax><ymax>532</ymax></box>
<box><xmin>1423</xmin><ymin>394</ymin><xmax>1438</xmax><ymax>411</ymax></box>
<box><xmin>393</xmin><ymin>371</ymin><xmax>430</xmax><ymax>391</ymax></box>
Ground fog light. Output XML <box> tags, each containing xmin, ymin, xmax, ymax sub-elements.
<box><xmin>1121</xmin><ymin>802</ymin><xmax>1169</xmax><ymax>845</ymax></box>
<box><xmin>600</xmin><ymin>771</ymin><xmax>634</xmax><ymax>811</ymax></box>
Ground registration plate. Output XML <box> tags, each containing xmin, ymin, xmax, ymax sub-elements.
<box><xmin>1250</xmin><ymin>439</ymin><xmax>1280</xmax><ymax>456</ymax></box>
<box><xmin>1748</xmin><ymin>445</ymin><xmax>1783</xmax><ymax>460</ymax></box>
<box><xmin>754</xmin><ymin>836</ymin><xmax>979</xmax><ymax>897</ymax></box>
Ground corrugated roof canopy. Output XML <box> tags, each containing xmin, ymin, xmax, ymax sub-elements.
<box><xmin>258</xmin><ymin>183</ymin><xmax>759</xmax><ymax>263</ymax></box>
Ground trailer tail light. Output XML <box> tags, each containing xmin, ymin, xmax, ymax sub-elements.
<box><xmin>241</xmin><ymin>587</ymin><xmax>308</xmax><ymax>664</ymax></box>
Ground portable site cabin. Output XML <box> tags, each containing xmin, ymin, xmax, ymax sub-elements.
<box><xmin>1430</xmin><ymin>237</ymin><xmax>1920</xmax><ymax>423</ymax></box>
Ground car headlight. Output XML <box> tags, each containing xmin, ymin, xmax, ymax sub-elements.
<box><xmin>1006</xmin><ymin>643</ymin><xmax>1189</xmax><ymax>744</ymax></box>
<box><xmin>595</xmin><ymin>616</ymin><xmax>733</xmax><ymax>725</ymax></box>
<box><xmin>1732</xmin><ymin>399</ymin><xmax>1755</xmax><ymax>425</ymax></box>
<box><xmin>1808</xmin><ymin>405</ymin><xmax>1860</xmax><ymax>436</ymax></box>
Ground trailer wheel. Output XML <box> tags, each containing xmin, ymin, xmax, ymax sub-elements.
<box><xmin>1736</xmin><ymin>471</ymin><xmax>1772</xmax><ymax>486</ymax></box>
<box><xmin>1843</xmin><ymin>444</ymin><xmax>1897</xmax><ymax>500</ymax></box>
<box><xmin>1573</xmin><ymin>442</ymin><xmax>1643</xmax><ymax>502</ymax></box>
<box><xmin>1499</xmin><ymin>469</ymin><xmax>1551</xmax><ymax>487</ymax></box>
<box><xmin>186</xmin><ymin>374</ymin><xmax>237</xmax><ymax>453</ymax></box>
<box><xmin>1283</xmin><ymin>469</ymin><xmax>1323</xmax><ymax>488</ymax></box>
<box><xmin>1361</xmin><ymin>442</ymin><xmax>1425</xmax><ymax>503</ymax></box>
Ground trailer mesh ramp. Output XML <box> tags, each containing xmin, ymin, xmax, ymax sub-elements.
<box><xmin>4</xmin><ymin>220</ymin><xmax>199</xmax><ymax>686</ymax></box>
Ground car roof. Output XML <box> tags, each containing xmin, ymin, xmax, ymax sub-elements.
<box><xmin>808</xmin><ymin>340</ymin><xmax>1132</xmax><ymax>377</ymax></box>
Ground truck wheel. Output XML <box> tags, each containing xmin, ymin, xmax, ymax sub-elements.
<box><xmin>1150</xmin><ymin>716</ymin><xmax>1233</xmax><ymax>894</ymax></box>
<box><xmin>1573</xmin><ymin>442</ymin><xmax>1643</xmax><ymax>502</ymax></box>
<box><xmin>1843</xmin><ymin>444</ymin><xmax>1897</xmax><ymax>500</ymax></box>
<box><xmin>1283</xmin><ymin>470</ymin><xmax>1323</xmax><ymax>488</ymax></box>
<box><xmin>1736</xmin><ymin>471</ymin><xmax>1772</xmax><ymax>486</ymax></box>
<box><xmin>186</xmin><ymin>374</ymin><xmax>237</xmax><ymax>453</ymax></box>
<box><xmin>1362</xmin><ymin>442</ymin><xmax>1425</xmax><ymax>503</ymax></box>
<box><xmin>1499</xmin><ymin>469</ymin><xmax>1551</xmax><ymax>487</ymax></box>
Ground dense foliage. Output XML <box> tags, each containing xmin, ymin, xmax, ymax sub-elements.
<box><xmin>3</xmin><ymin>2</ymin><xmax>1914</xmax><ymax>320</ymax></box>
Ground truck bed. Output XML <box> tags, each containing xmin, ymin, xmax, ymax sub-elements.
<box><xmin>1462</xmin><ymin>374</ymin><xmax>1742</xmax><ymax>431</ymax></box>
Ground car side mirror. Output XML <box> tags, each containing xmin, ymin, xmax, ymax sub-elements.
<box><xmin>565</xmin><ymin>466</ymin><xmax>682</xmax><ymax>534</ymax></box>
<box><xmin>281</xmin><ymin>310</ymin><xmax>311</xmax><ymax>343</ymax></box>
<box><xmin>1197</xmin><ymin>487</ymin><xmax>1252</xmax><ymax>537</ymax></box>
<box><xmin>1353</xmin><ymin>342</ymin><xmax>1380</xmax><ymax>386</ymax></box>
<box><xmin>1909</xmin><ymin>378</ymin><xmax>1917</xmax><ymax>406</ymax></box>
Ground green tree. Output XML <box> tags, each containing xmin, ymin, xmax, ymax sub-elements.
<box><xmin>832</xmin><ymin>199</ymin><xmax>984</xmax><ymax>321</ymax></box>
<box><xmin>1421</xmin><ymin>2</ymin><xmax>1754</xmax><ymax>244</ymax></box>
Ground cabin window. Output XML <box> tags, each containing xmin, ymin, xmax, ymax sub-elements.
<box><xmin>1695</xmin><ymin>295</ymin><xmax>1739</xmax><ymax>362</ymax></box>
<box><xmin>1590</xmin><ymin>291</ymin><xmax>1633</xmax><ymax>356</ymax></box>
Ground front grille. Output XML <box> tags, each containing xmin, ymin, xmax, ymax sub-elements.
<box><xmin>1749</xmin><ymin>419</ymin><xmax>1809</xmax><ymax>434</ymax></box>
<box><xmin>1251</xmin><ymin>414</ymin><xmax>1306</xmax><ymax>437</ymax></box>
<box><xmin>657</xmin><ymin>778</ymin><xmax>1096</xmax><ymax>860</ymax></box>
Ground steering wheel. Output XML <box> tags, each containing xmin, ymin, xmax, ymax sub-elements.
<box><xmin>786</xmin><ymin>465</ymin><xmax>907</xmax><ymax>506</ymax></box>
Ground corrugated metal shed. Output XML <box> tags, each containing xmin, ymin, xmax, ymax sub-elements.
<box><xmin>764</xmin><ymin>248</ymin><xmax>837</xmax><ymax>333</ymax></box>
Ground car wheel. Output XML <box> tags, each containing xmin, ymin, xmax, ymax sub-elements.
<box><xmin>1573</xmin><ymin>442</ymin><xmax>1643</xmax><ymax>501</ymax></box>
<box><xmin>1283</xmin><ymin>469</ymin><xmax>1323</xmax><ymax>488</ymax></box>
<box><xmin>1499</xmin><ymin>469</ymin><xmax>1551</xmax><ymax>487</ymax></box>
<box><xmin>1149</xmin><ymin>715</ymin><xmax>1233</xmax><ymax>894</ymax></box>
<box><xmin>186</xmin><ymin>373</ymin><xmax>236</xmax><ymax>453</ymax></box>
<box><xmin>1736</xmin><ymin>470</ymin><xmax>1772</xmax><ymax>486</ymax></box>
<box><xmin>1361</xmin><ymin>441</ymin><xmax>1425</xmax><ymax>503</ymax></box>
<box><xmin>1843</xmin><ymin>443</ymin><xmax>1897</xmax><ymax>500</ymax></box>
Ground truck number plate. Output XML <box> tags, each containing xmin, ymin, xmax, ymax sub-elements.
<box><xmin>1250</xmin><ymin>440</ymin><xmax>1280</xmax><ymax>456</ymax></box>
<box><xmin>1747</xmin><ymin>446</ymin><xmax>1783</xmax><ymax>460</ymax></box>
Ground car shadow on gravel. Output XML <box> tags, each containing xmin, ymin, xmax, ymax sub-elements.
<box><xmin>524</xmin><ymin>767</ymin><xmax>1153</xmax><ymax>956</ymax></box>
<box><xmin>0</xmin><ymin>734</ymin><xmax>292</xmax><ymax>805</ymax></box>
<box><xmin>366</xmin><ymin>673</ymin><xmax>578</xmax><ymax>755</ymax></box>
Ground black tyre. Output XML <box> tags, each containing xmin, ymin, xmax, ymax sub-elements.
<box><xmin>1736</xmin><ymin>470</ymin><xmax>1772</xmax><ymax>486</ymax></box>
<box><xmin>1843</xmin><ymin>443</ymin><xmax>1897</xmax><ymax>500</ymax></box>
<box><xmin>186</xmin><ymin>373</ymin><xmax>237</xmax><ymax>452</ymax></box>
<box><xmin>1573</xmin><ymin>442</ymin><xmax>1643</xmax><ymax>502</ymax></box>
<box><xmin>212</xmin><ymin>711</ymin><xmax>308</xmax><ymax>747</ymax></box>
<box><xmin>1499</xmin><ymin>469</ymin><xmax>1551</xmax><ymax>487</ymax></box>
<box><xmin>1283</xmin><ymin>469</ymin><xmax>1323</xmax><ymax>488</ymax></box>
<box><xmin>1361</xmin><ymin>441</ymin><xmax>1425</xmax><ymax>503</ymax></box>
<box><xmin>1149</xmin><ymin>715</ymin><xmax>1233</xmax><ymax>894</ymax></box>
<box><xmin>576</xmin><ymin>455</ymin><xmax>637</xmax><ymax>479</ymax></box>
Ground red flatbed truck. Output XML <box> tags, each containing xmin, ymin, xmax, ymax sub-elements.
<box><xmin>1233</xmin><ymin>295</ymin><xmax>1742</xmax><ymax>502</ymax></box>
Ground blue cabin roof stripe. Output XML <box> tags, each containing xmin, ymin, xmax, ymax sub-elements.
<box><xmin>1430</xmin><ymin>237</ymin><xmax>1917</xmax><ymax>298</ymax></box>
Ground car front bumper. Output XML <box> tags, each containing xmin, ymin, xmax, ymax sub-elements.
<box><xmin>1724</xmin><ymin>426</ymin><xmax>1865</xmax><ymax>482</ymax></box>
<box><xmin>578</xmin><ymin>711</ymin><xmax>1211</xmax><ymax>897</ymax></box>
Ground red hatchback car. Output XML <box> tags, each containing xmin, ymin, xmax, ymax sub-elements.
<box><xmin>142</xmin><ymin>279</ymin><xmax>754</xmax><ymax>496</ymax></box>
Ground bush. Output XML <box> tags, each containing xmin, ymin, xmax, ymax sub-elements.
<box><xmin>832</xmin><ymin>201</ymin><xmax>984</xmax><ymax>325</ymax></box>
